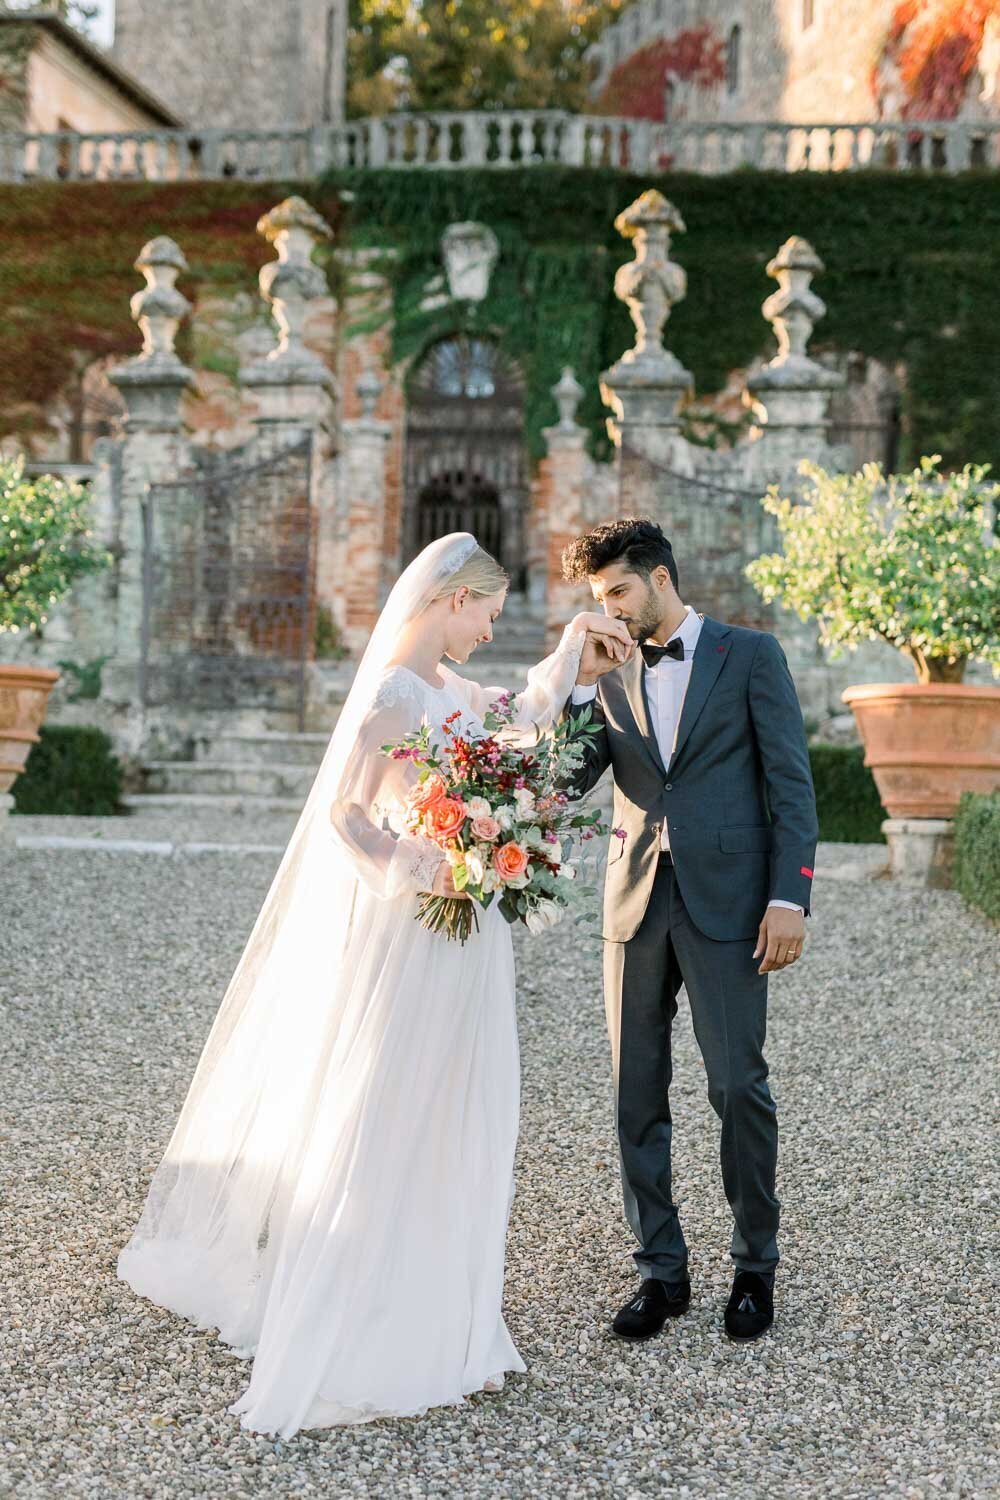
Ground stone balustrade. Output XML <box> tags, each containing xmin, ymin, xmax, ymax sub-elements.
<box><xmin>2</xmin><ymin>113</ymin><xmax>1000</xmax><ymax>181</ymax></box>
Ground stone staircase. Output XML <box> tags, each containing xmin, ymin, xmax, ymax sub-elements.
<box><xmin>125</xmin><ymin>598</ymin><xmax>551</xmax><ymax>817</ymax></box>
<box><xmin>126</xmin><ymin>730</ymin><xmax>330</xmax><ymax>815</ymax></box>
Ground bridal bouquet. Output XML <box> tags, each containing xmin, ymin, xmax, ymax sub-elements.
<box><xmin>381</xmin><ymin>695</ymin><xmax>607</xmax><ymax>944</ymax></box>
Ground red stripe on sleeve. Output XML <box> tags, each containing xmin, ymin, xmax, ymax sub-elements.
<box><xmin>800</xmin><ymin>866</ymin><xmax>814</xmax><ymax>878</ymax></box>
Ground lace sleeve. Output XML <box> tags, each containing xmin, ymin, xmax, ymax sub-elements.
<box><xmin>441</xmin><ymin>619</ymin><xmax>587</xmax><ymax>737</ymax></box>
<box><xmin>328</xmin><ymin>671</ymin><xmax>447</xmax><ymax>899</ymax></box>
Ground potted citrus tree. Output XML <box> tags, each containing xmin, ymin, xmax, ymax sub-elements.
<box><xmin>747</xmin><ymin>455</ymin><xmax>1000</xmax><ymax>820</ymax></box>
<box><xmin>1</xmin><ymin>458</ymin><xmax>111</xmax><ymax>810</ymax></box>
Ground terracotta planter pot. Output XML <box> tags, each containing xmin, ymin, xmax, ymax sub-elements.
<box><xmin>842</xmin><ymin>682</ymin><xmax>1000</xmax><ymax>819</ymax></box>
<box><xmin>0</xmin><ymin>663</ymin><xmax>61</xmax><ymax>795</ymax></box>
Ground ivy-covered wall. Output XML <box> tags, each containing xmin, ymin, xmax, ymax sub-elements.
<box><xmin>3</xmin><ymin>168</ymin><xmax>1000</xmax><ymax>474</ymax></box>
<box><xmin>0</xmin><ymin>180</ymin><xmax>342</xmax><ymax>445</ymax></box>
<box><xmin>323</xmin><ymin>165</ymin><xmax>1000</xmax><ymax>470</ymax></box>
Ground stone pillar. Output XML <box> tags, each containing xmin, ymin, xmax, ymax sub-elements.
<box><xmin>745</xmin><ymin>236</ymin><xmax>843</xmax><ymax>466</ymax></box>
<box><xmin>241</xmin><ymin>197</ymin><xmax>338</xmax><ymax>688</ymax></box>
<box><xmin>339</xmin><ymin>368</ymin><xmax>391</xmax><ymax>655</ymax></box>
<box><xmin>882</xmin><ymin>818</ymin><xmax>955</xmax><ymax>889</ymax></box>
<box><xmin>599</xmin><ymin>189</ymin><xmax>695</xmax><ymax>505</ymax></box>
<box><xmin>539</xmin><ymin>368</ymin><xmax>590</xmax><ymax>648</ymax></box>
<box><xmin>240</xmin><ymin>196</ymin><xmax>337</xmax><ymax>448</ymax></box>
<box><xmin>337</xmin><ymin>248</ymin><xmax>402</xmax><ymax>595</ymax></box>
<box><xmin>105</xmin><ymin>236</ymin><xmax>196</xmax><ymax>726</ymax></box>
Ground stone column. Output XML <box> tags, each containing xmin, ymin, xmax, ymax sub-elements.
<box><xmin>600</xmin><ymin>189</ymin><xmax>695</xmax><ymax>508</ymax></box>
<box><xmin>105</xmin><ymin>236</ymin><xmax>196</xmax><ymax>729</ymax></box>
<box><xmin>339</xmin><ymin>368</ymin><xmax>391</xmax><ymax>655</ymax></box>
<box><xmin>240</xmin><ymin>195</ymin><xmax>337</xmax><ymax>448</ymax></box>
<box><xmin>745</xmin><ymin>236</ymin><xmax>843</xmax><ymax>467</ymax></box>
<box><xmin>336</xmin><ymin>247</ymin><xmax>402</xmax><ymax>594</ymax></box>
<box><xmin>539</xmin><ymin>368</ymin><xmax>590</xmax><ymax>648</ymax></box>
<box><xmin>241</xmin><ymin>197</ymin><xmax>338</xmax><ymax>696</ymax></box>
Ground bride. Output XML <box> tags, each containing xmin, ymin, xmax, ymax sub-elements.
<box><xmin>116</xmin><ymin>532</ymin><xmax>631</xmax><ymax>1438</ymax></box>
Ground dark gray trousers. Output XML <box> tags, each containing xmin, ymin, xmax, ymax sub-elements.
<box><xmin>603</xmin><ymin>853</ymin><xmax>780</xmax><ymax>1280</ymax></box>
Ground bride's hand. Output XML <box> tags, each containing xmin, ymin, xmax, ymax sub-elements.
<box><xmin>570</xmin><ymin>612</ymin><xmax>633</xmax><ymax>662</ymax></box>
<box><xmin>570</xmin><ymin>612</ymin><xmax>634</xmax><ymax>685</ymax></box>
<box><xmin>432</xmin><ymin>861</ymin><xmax>471</xmax><ymax>900</ymax></box>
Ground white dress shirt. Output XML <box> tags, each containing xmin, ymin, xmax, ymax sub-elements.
<box><xmin>571</xmin><ymin>605</ymin><xmax>802</xmax><ymax>914</ymax></box>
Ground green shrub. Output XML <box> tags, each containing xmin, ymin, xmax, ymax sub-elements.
<box><xmin>953</xmin><ymin>792</ymin><xmax>1000</xmax><ymax>923</ymax></box>
<box><xmin>808</xmin><ymin>743</ymin><xmax>886</xmax><ymax>844</ymax></box>
<box><xmin>12</xmin><ymin>724</ymin><xmax>124</xmax><ymax>815</ymax></box>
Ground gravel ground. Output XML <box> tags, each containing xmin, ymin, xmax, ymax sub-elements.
<box><xmin>2</xmin><ymin>829</ymin><xmax>997</xmax><ymax>1499</ymax></box>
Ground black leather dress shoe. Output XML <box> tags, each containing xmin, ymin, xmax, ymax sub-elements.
<box><xmin>612</xmin><ymin>1277</ymin><xmax>691</xmax><ymax>1340</ymax></box>
<box><xmin>724</xmin><ymin>1270</ymin><xmax>775</xmax><ymax>1342</ymax></box>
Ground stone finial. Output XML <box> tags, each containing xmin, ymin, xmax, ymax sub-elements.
<box><xmin>746</xmin><ymin>234</ymin><xmax>843</xmax><ymax>446</ymax></box>
<box><xmin>759</xmin><ymin>236</ymin><xmax>830</xmax><ymax>371</ymax></box>
<box><xmin>552</xmin><ymin>367</ymin><xmax>584</xmax><ymax>430</ymax></box>
<box><xmin>129</xmin><ymin>236</ymin><xmax>191</xmax><ymax>370</ymax></box>
<box><xmin>600</xmin><ymin>189</ymin><xmax>693</xmax><ymax>444</ymax></box>
<box><xmin>356</xmin><ymin>366</ymin><xmax>383</xmax><ymax>420</ymax></box>
<box><xmin>246</xmin><ymin>196</ymin><xmax>334</xmax><ymax>384</ymax></box>
<box><xmin>109</xmin><ymin>235</ymin><xmax>194</xmax><ymax>427</ymax></box>
<box><xmin>611</xmin><ymin>190</ymin><xmax>688</xmax><ymax>366</ymax></box>
<box><xmin>440</xmin><ymin>221</ymin><xmax>500</xmax><ymax>303</ymax></box>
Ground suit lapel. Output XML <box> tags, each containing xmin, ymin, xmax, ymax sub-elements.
<box><xmin>621</xmin><ymin>650</ymin><xmax>668</xmax><ymax>778</ymax></box>
<box><xmin>667</xmin><ymin>615</ymin><xmax>732</xmax><ymax>771</ymax></box>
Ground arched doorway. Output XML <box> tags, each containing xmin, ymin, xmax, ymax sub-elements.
<box><xmin>403</xmin><ymin>335</ymin><xmax>528</xmax><ymax>589</ymax></box>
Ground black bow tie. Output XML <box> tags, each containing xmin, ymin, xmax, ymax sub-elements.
<box><xmin>641</xmin><ymin>637</ymin><xmax>686</xmax><ymax>669</ymax></box>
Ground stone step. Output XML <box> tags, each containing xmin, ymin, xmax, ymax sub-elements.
<box><xmin>122</xmin><ymin>792</ymin><xmax>306</xmax><ymax>816</ymax></box>
<box><xmin>142</xmin><ymin>761</ymin><xmax>317</xmax><ymax>799</ymax></box>
<box><xmin>195</xmin><ymin>731</ymin><xmax>330</xmax><ymax>768</ymax></box>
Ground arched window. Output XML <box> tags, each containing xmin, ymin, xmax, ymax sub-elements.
<box><xmin>726</xmin><ymin>25</ymin><xmax>741</xmax><ymax>95</ymax></box>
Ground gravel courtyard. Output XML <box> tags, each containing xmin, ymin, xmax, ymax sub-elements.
<box><xmin>2</xmin><ymin>818</ymin><xmax>998</xmax><ymax>1499</ymax></box>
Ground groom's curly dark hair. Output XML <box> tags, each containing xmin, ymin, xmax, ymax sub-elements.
<box><xmin>561</xmin><ymin>517</ymin><xmax>679</xmax><ymax>590</ymax></box>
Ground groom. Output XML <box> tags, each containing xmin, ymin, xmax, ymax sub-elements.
<box><xmin>562</xmin><ymin>517</ymin><xmax>818</xmax><ymax>1342</ymax></box>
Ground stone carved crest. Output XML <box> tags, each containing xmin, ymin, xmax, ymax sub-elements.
<box><xmin>440</xmin><ymin>222</ymin><xmax>500</xmax><ymax>303</ymax></box>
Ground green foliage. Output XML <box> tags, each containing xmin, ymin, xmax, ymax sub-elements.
<box><xmin>953</xmin><ymin>791</ymin><xmax>1000</xmax><ymax>923</ymax></box>
<box><xmin>747</xmin><ymin>457</ymin><xmax>1000</xmax><ymax>683</ymax></box>
<box><xmin>314</xmin><ymin>604</ymin><xmax>349</xmax><ymax>661</ymax></box>
<box><xmin>54</xmin><ymin>654</ymin><xmax>108</xmax><ymax>700</ymax></box>
<box><xmin>0</xmin><ymin>458</ymin><xmax>112</xmax><ymax>634</ymax></box>
<box><xmin>347</xmin><ymin>0</ymin><xmax>620</xmax><ymax>117</ymax></box>
<box><xmin>808</xmin><ymin>744</ymin><xmax>886</xmax><ymax>844</ymax></box>
<box><xmin>11</xmin><ymin>723</ymin><xmax>124</xmax><ymax>815</ymax></box>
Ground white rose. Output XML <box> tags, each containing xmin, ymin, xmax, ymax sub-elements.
<box><xmin>495</xmin><ymin>804</ymin><xmax>516</xmax><ymax>831</ymax></box>
<box><xmin>466</xmin><ymin>850</ymin><xmax>485</xmax><ymax>886</ymax></box>
<box><xmin>514</xmin><ymin>788</ymin><xmax>536</xmax><ymax>817</ymax></box>
<box><xmin>465</xmin><ymin>796</ymin><xmax>491</xmax><ymax>819</ymax></box>
<box><xmin>526</xmin><ymin>899</ymin><xmax>563</xmax><ymax>933</ymax></box>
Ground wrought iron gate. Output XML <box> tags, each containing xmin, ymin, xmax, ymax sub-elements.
<box><xmin>139</xmin><ymin>435</ymin><xmax>314</xmax><ymax>726</ymax></box>
<box><xmin>403</xmin><ymin>337</ymin><xmax>528</xmax><ymax>587</ymax></box>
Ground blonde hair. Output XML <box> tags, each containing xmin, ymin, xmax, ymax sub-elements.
<box><xmin>431</xmin><ymin>546</ymin><xmax>508</xmax><ymax>602</ymax></box>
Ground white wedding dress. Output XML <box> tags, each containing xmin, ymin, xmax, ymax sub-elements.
<box><xmin>116</xmin><ymin>533</ymin><xmax>585</xmax><ymax>1438</ymax></box>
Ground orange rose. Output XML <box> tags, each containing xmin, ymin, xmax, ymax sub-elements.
<box><xmin>493</xmin><ymin>841</ymin><xmax>529</xmax><ymax>882</ymax></box>
<box><xmin>406</xmin><ymin>773</ymin><xmax>447</xmax><ymax>817</ymax></box>
<box><xmin>424</xmin><ymin>796</ymin><xmax>467</xmax><ymax>845</ymax></box>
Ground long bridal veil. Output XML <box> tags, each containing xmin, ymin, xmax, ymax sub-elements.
<box><xmin>116</xmin><ymin>532</ymin><xmax>483</xmax><ymax>1353</ymax></box>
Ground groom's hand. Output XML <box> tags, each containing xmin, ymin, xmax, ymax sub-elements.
<box><xmin>573</xmin><ymin>614</ymin><xmax>634</xmax><ymax>685</ymax></box>
<box><xmin>753</xmin><ymin>906</ymin><xmax>806</xmax><ymax>974</ymax></box>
